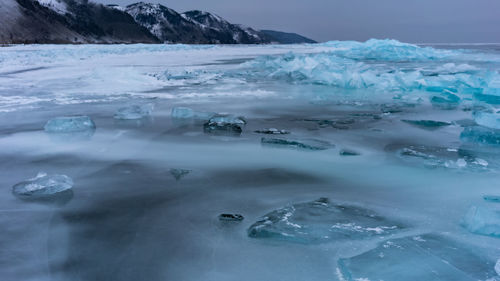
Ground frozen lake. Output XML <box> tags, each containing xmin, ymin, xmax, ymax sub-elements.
<box><xmin>1</xmin><ymin>40</ymin><xmax>500</xmax><ymax>281</ymax></box>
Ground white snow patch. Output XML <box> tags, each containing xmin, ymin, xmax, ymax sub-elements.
<box><xmin>36</xmin><ymin>0</ymin><xmax>69</xmax><ymax>15</ymax></box>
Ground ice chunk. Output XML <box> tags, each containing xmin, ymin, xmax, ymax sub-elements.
<box><xmin>169</xmin><ymin>168</ymin><xmax>191</xmax><ymax>181</ymax></box>
<box><xmin>339</xmin><ymin>149</ymin><xmax>360</xmax><ymax>156</ymax></box>
<box><xmin>248</xmin><ymin>198</ymin><xmax>403</xmax><ymax>243</ymax></box>
<box><xmin>475</xmin><ymin>91</ymin><xmax>500</xmax><ymax>105</ymax></box>
<box><xmin>430</xmin><ymin>91</ymin><xmax>461</xmax><ymax>110</ymax></box>
<box><xmin>261</xmin><ymin>137</ymin><xmax>333</xmax><ymax>151</ymax></box>
<box><xmin>484</xmin><ymin>195</ymin><xmax>500</xmax><ymax>203</ymax></box>
<box><xmin>402</xmin><ymin>119</ymin><xmax>451</xmax><ymax>130</ymax></box>
<box><xmin>303</xmin><ymin>118</ymin><xmax>355</xmax><ymax>129</ymax></box>
<box><xmin>337</xmin><ymin>234</ymin><xmax>498</xmax><ymax>281</ymax></box>
<box><xmin>12</xmin><ymin>172</ymin><xmax>73</xmax><ymax>197</ymax></box>
<box><xmin>171</xmin><ymin>107</ymin><xmax>215</xmax><ymax>120</ymax></box>
<box><xmin>392</xmin><ymin>144</ymin><xmax>491</xmax><ymax>170</ymax></box>
<box><xmin>44</xmin><ymin>116</ymin><xmax>96</xmax><ymax>133</ymax></box>
<box><xmin>474</xmin><ymin>111</ymin><xmax>500</xmax><ymax>130</ymax></box>
<box><xmin>254</xmin><ymin>128</ymin><xmax>290</xmax><ymax>135</ymax></box>
<box><xmin>203</xmin><ymin>114</ymin><xmax>246</xmax><ymax>135</ymax></box>
<box><xmin>460</xmin><ymin>126</ymin><xmax>500</xmax><ymax>145</ymax></box>
<box><xmin>462</xmin><ymin>206</ymin><xmax>500</xmax><ymax>237</ymax></box>
<box><xmin>218</xmin><ymin>214</ymin><xmax>244</xmax><ymax>222</ymax></box>
<box><xmin>114</xmin><ymin>104</ymin><xmax>153</xmax><ymax>120</ymax></box>
<box><xmin>496</xmin><ymin>259</ymin><xmax>500</xmax><ymax>276</ymax></box>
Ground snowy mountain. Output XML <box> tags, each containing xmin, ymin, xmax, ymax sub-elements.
<box><xmin>0</xmin><ymin>0</ymin><xmax>158</xmax><ymax>44</ymax></box>
<box><xmin>0</xmin><ymin>0</ymin><xmax>315</xmax><ymax>44</ymax></box>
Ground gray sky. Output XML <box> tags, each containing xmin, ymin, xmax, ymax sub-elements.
<box><xmin>95</xmin><ymin>0</ymin><xmax>500</xmax><ymax>43</ymax></box>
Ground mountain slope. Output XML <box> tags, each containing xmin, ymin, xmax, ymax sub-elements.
<box><xmin>0</xmin><ymin>0</ymin><xmax>316</xmax><ymax>44</ymax></box>
<box><xmin>0</xmin><ymin>0</ymin><xmax>158</xmax><ymax>44</ymax></box>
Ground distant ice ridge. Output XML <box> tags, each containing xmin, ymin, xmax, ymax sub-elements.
<box><xmin>12</xmin><ymin>172</ymin><xmax>73</xmax><ymax>197</ymax></box>
<box><xmin>244</xmin><ymin>52</ymin><xmax>500</xmax><ymax>100</ymax></box>
<box><xmin>320</xmin><ymin>39</ymin><xmax>456</xmax><ymax>61</ymax></box>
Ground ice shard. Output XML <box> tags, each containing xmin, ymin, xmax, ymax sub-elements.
<box><xmin>261</xmin><ymin>137</ymin><xmax>333</xmax><ymax>151</ymax></box>
<box><xmin>248</xmin><ymin>198</ymin><xmax>403</xmax><ymax>243</ymax></box>
<box><xmin>203</xmin><ymin>114</ymin><xmax>246</xmax><ymax>135</ymax></box>
<box><xmin>114</xmin><ymin>104</ymin><xmax>154</xmax><ymax>120</ymax></box>
<box><xmin>462</xmin><ymin>206</ymin><xmax>500</xmax><ymax>237</ymax></box>
<box><xmin>12</xmin><ymin>172</ymin><xmax>73</xmax><ymax>197</ymax></box>
<box><xmin>44</xmin><ymin>116</ymin><xmax>96</xmax><ymax>133</ymax></box>
<box><xmin>401</xmin><ymin>119</ymin><xmax>452</xmax><ymax>130</ymax></box>
<box><xmin>337</xmin><ymin>234</ymin><xmax>499</xmax><ymax>281</ymax></box>
<box><xmin>460</xmin><ymin>126</ymin><xmax>500</xmax><ymax>145</ymax></box>
<box><xmin>474</xmin><ymin>111</ymin><xmax>500</xmax><ymax>130</ymax></box>
<box><xmin>254</xmin><ymin>128</ymin><xmax>290</xmax><ymax>135</ymax></box>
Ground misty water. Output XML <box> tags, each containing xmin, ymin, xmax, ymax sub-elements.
<box><xmin>1</xmin><ymin>40</ymin><xmax>500</xmax><ymax>281</ymax></box>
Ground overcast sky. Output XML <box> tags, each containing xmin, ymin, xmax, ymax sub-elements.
<box><xmin>95</xmin><ymin>0</ymin><xmax>500</xmax><ymax>43</ymax></box>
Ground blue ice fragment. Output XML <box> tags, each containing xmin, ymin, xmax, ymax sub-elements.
<box><xmin>171</xmin><ymin>107</ymin><xmax>215</xmax><ymax>120</ymax></box>
<box><xmin>484</xmin><ymin>195</ymin><xmax>500</xmax><ymax>203</ymax></box>
<box><xmin>430</xmin><ymin>91</ymin><xmax>461</xmax><ymax>110</ymax></box>
<box><xmin>339</xmin><ymin>149</ymin><xmax>360</xmax><ymax>156</ymax></box>
<box><xmin>203</xmin><ymin>114</ymin><xmax>246</xmax><ymax>135</ymax></box>
<box><xmin>44</xmin><ymin>116</ymin><xmax>96</xmax><ymax>133</ymax></box>
<box><xmin>401</xmin><ymin>119</ymin><xmax>451</xmax><ymax>130</ymax></box>
<box><xmin>12</xmin><ymin>172</ymin><xmax>73</xmax><ymax>197</ymax></box>
<box><xmin>462</xmin><ymin>206</ymin><xmax>500</xmax><ymax>237</ymax></box>
<box><xmin>460</xmin><ymin>126</ymin><xmax>500</xmax><ymax>145</ymax></box>
<box><xmin>474</xmin><ymin>91</ymin><xmax>500</xmax><ymax>105</ymax></box>
<box><xmin>261</xmin><ymin>137</ymin><xmax>333</xmax><ymax>151</ymax></box>
<box><xmin>474</xmin><ymin>111</ymin><xmax>500</xmax><ymax>130</ymax></box>
<box><xmin>114</xmin><ymin>104</ymin><xmax>153</xmax><ymax>120</ymax></box>
<box><xmin>248</xmin><ymin>198</ymin><xmax>403</xmax><ymax>244</ymax></box>
<box><xmin>337</xmin><ymin>234</ymin><xmax>499</xmax><ymax>281</ymax></box>
<box><xmin>218</xmin><ymin>214</ymin><xmax>244</xmax><ymax>222</ymax></box>
<box><xmin>254</xmin><ymin>128</ymin><xmax>290</xmax><ymax>135</ymax></box>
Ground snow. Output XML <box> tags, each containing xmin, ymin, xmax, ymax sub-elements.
<box><xmin>36</xmin><ymin>0</ymin><xmax>70</xmax><ymax>15</ymax></box>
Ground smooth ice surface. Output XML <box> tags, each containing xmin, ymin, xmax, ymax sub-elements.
<box><xmin>12</xmin><ymin>172</ymin><xmax>73</xmax><ymax>196</ymax></box>
<box><xmin>462</xmin><ymin>206</ymin><xmax>500</xmax><ymax>237</ymax></box>
<box><xmin>337</xmin><ymin>234</ymin><xmax>499</xmax><ymax>281</ymax></box>
<box><xmin>1</xmin><ymin>41</ymin><xmax>500</xmax><ymax>281</ymax></box>
<box><xmin>44</xmin><ymin>116</ymin><xmax>96</xmax><ymax>133</ymax></box>
<box><xmin>248</xmin><ymin>198</ymin><xmax>403</xmax><ymax>243</ymax></box>
<box><xmin>114</xmin><ymin>104</ymin><xmax>154</xmax><ymax>120</ymax></box>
